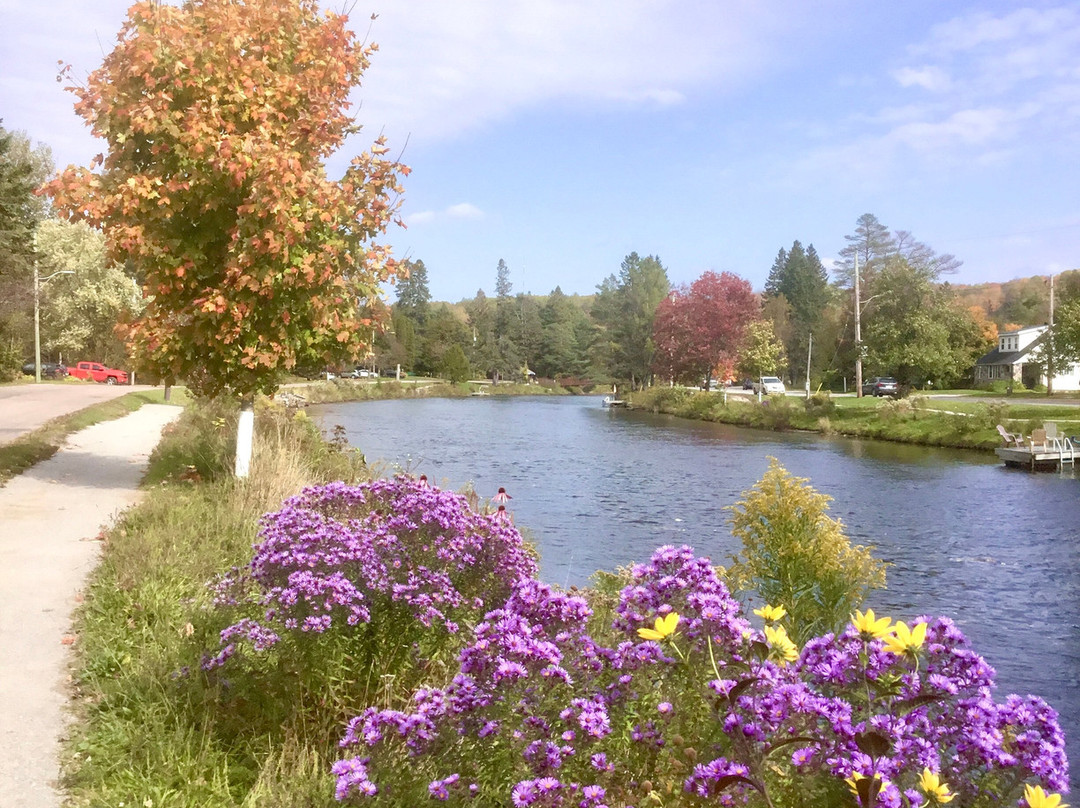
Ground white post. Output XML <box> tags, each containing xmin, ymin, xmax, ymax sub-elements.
<box><xmin>235</xmin><ymin>399</ymin><xmax>254</xmax><ymax>478</ymax></box>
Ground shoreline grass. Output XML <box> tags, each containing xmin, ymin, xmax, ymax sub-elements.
<box><xmin>626</xmin><ymin>387</ymin><xmax>1080</xmax><ymax>453</ymax></box>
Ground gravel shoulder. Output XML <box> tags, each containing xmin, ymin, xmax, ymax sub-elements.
<box><xmin>0</xmin><ymin>403</ymin><xmax>182</xmax><ymax>808</ymax></box>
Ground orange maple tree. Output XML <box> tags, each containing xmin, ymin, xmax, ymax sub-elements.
<box><xmin>46</xmin><ymin>0</ymin><xmax>408</xmax><ymax>397</ymax></box>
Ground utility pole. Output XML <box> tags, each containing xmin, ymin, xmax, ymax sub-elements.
<box><xmin>854</xmin><ymin>253</ymin><xmax>863</xmax><ymax>397</ymax></box>
<box><xmin>805</xmin><ymin>331</ymin><xmax>812</xmax><ymax>399</ymax></box>
<box><xmin>1047</xmin><ymin>273</ymin><xmax>1055</xmax><ymax>396</ymax></box>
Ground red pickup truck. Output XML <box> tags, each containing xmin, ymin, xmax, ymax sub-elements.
<box><xmin>69</xmin><ymin>361</ymin><xmax>129</xmax><ymax>385</ymax></box>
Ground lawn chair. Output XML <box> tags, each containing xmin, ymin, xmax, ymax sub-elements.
<box><xmin>1027</xmin><ymin>428</ymin><xmax>1048</xmax><ymax>452</ymax></box>
<box><xmin>996</xmin><ymin>424</ymin><xmax>1023</xmax><ymax>448</ymax></box>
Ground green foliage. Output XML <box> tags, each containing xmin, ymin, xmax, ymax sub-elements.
<box><xmin>803</xmin><ymin>391</ymin><xmax>835</xmax><ymax>416</ymax></box>
<box><xmin>591</xmin><ymin>252</ymin><xmax>670</xmax><ymax>389</ymax></box>
<box><xmin>757</xmin><ymin>393</ymin><xmax>796</xmax><ymax>430</ymax></box>
<box><xmin>394</xmin><ymin>259</ymin><xmax>431</xmax><ymax>326</ymax></box>
<box><xmin>34</xmin><ymin>219</ymin><xmax>144</xmax><ymax>365</ymax></box>
<box><xmin>439</xmin><ymin>344</ymin><xmax>471</xmax><ymax>384</ymax></box>
<box><xmin>47</xmin><ymin>1</ymin><xmax>407</xmax><ymax>398</ymax></box>
<box><xmin>737</xmin><ymin>319</ymin><xmax>786</xmax><ymax>380</ymax></box>
<box><xmin>726</xmin><ymin>458</ymin><xmax>887</xmax><ymax>644</ymax></box>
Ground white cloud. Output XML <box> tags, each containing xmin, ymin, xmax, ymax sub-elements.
<box><xmin>352</xmin><ymin>0</ymin><xmax>804</xmax><ymax>144</ymax></box>
<box><xmin>891</xmin><ymin>66</ymin><xmax>950</xmax><ymax>92</ymax></box>
<box><xmin>446</xmin><ymin>203</ymin><xmax>484</xmax><ymax>220</ymax></box>
<box><xmin>796</xmin><ymin>5</ymin><xmax>1080</xmax><ymax>182</ymax></box>
<box><xmin>406</xmin><ymin>202</ymin><xmax>485</xmax><ymax>226</ymax></box>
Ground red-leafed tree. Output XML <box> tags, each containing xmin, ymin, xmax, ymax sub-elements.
<box><xmin>652</xmin><ymin>270</ymin><xmax>759</xmax><ymax>388</ymax></box>
<box><xmin>46</xmin><ymin>0</ymin><xmax>407</xmax><ymax>402</ymax></box>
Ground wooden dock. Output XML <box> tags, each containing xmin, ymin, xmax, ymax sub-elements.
<box><xmin>995</xmin><ymin>438</ymin><xmax>1077</xmax><ymax>471</ymax></box>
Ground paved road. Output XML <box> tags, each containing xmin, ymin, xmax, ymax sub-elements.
<box><xmin>0</xmin><ymin>403</ymin><xmax>182</xmax><ymax>808</ymax></box>
<box><xmin>0</xmin><ymin>383</ymin><xmax>157</xmax><ymax>445</ymax></box>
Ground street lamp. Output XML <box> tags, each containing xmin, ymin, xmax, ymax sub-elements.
<box><xmin>33</xmin><ymin>263</ymin><xmax>74</xmax><ymax>383</ymax></box>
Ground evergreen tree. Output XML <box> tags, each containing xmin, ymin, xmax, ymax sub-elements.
<box><xmin>494</xmin><ymin>258</ymin><xmax>512</xmax><ymax>299</ymax></box>
<box><xmin>419</xmin><ymin>304</ymin><xmax>470</xmax><ymax>376</ymax></box>
<box><xmin>0</xmin><ymin>126</ymin><xmax>53</xmax><ymax>378</ymax></box>
<box><xmin>395</xmin><ymin>258</ymin><xmax>431</xmax><ymax>326</ymax></box>
<box><xmin>592</xmin><ymin>252</ymin><xmax>670</xmax><ymax>389</ymax></box>
<box><xmin>763</xmin><ymin>240</ymin><xmax>831</xmax><ymax>385</ymax></box>
<box><xmin>835</xmin><ymin>213</ymin><xmax>896</xmax><ymax>288</ymax></box>
<box><xmin>439</xmin><ymin>343</ymin><xmax>471</xmax><ymax>384</ymax></box>
<box><xmin>537</xmin><ymin>286</ymin><xmax>591</xmax><ymax>379</ymax></box>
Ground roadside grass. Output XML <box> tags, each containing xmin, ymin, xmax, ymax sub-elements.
<box><xmin>0</xmin><ymin>388</ymin><xmax>190</xmax><ymax>486</ymax></box>
<box><xmin>62</xmin><ymin>399</ymin><xmax>377</xmax><ymax>807</ymax></box>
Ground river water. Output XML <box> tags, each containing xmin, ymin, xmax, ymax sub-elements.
<box><xmin>314</xmin><ymin>394</ymin><xmax>1080</xmax><ymax>782</ymax></box>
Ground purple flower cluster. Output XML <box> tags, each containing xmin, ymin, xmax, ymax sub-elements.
<box><xmin>331</xmin><ymin>545</ymin><xmax>1068</xmax><ymax>806</ymax></box>
<box><xmin>203</xmin><ymin>476</ymin><xmax>537</xmax><ymax>669</ymax></box>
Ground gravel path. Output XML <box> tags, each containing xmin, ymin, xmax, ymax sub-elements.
<box><xmin>0</xmin><ymin>403</ymin><xmax>182</xmax><ymax>808</ymax></box>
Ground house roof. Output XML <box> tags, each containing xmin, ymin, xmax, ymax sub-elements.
<box><xmin>975</xmin><ymin>347</ymin><xmax>1026</xmax><ymax>366</ymax></box>
<box><xmin>976</xmin><ymin>330</ymin><xmax>1047</xmax><ymax>366</ymax></box>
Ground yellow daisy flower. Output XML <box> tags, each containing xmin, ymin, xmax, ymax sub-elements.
<box><xmin>919</xmin><ymin>768</ymin><xmax>954</xmax><ymax>804</ymax></box>
<box><xmin>764</xmin><ymin>624</ymin><xmax>799</xmax><ymax>663</ymax></box>
<box><xmin>753</xmin><ymin>604</ymin><xmax>787</xmax><ymax>622</ymax></box>
<box><xmin>883</xmin><ymin>620</ymin><xmax>928</xmax><ymax>655</ymax></box>
<box><xmin>851</xmin><ymin>608</ymin><xmax>893</xmax><ymax>639</ymax></box>
<box><xmin>1024</xmin><ymin>783</ymin><xmax>1069</xmax><ymax>808</ymax></box>
<box><xmin>638</xmin><ymin>612</ymin><xmax>680</xmax><ymax>641</ymax></box>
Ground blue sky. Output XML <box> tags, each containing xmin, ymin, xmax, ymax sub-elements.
<box><xmin>3</xmin><ymin>1</ymin><xmax>1078</xmax><ymax>302</ymax></box>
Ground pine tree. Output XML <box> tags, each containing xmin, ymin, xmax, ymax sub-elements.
<box><xmin>395</xmin><ymin>259</ymin><xmax>431</xmax><ymax>326</ymax></box>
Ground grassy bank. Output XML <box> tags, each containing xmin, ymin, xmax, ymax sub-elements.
<box><xmin>62</xmin><ymin>399</ymin><xmax>370</xmax><ymax>807</ymax></box>
<box><xmin>0</xmin><ymin>388</ymin><xmax>190</xmax><ymax>486</ymax></box>
<box><xmin>59</xmin><ymin>396</ymin><xmax>1071</xmax><ymax>807</ymax></box>
<box><xmin>626</xmin><ymin>387</ymin><xmax>1080</xmax><ymax>452</ymax></box>
<box><xmin>282</xmin><ymin>378</ymin><xmax>568</xmax><ymax>406</ymax></box>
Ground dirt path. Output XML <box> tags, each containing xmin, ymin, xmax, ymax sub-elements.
<box><xmin>0</xmin><ymin>403</ymin><xmax>182</xmax><ymax>808</ymax></box>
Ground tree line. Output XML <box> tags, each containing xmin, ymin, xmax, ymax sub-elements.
<box><xmin>375</xmin><ymin>214</ymin><xmax>1080</xmax><ymax>392</ymax></box>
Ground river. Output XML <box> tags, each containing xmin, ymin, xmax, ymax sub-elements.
<box><xmin>314</xmin><ymin>394</ymin><xmax>1080</xmax><ymax>783</ymax></box>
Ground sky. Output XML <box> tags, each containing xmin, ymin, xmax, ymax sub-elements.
<box><xmin>2</xmin><ymin>1</ymin><xmax>1079</xmax><ymax>302</ymax></box>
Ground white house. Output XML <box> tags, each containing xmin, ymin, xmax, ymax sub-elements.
<box><xmin>974</xmin><ymin>325</ymin><xmax>1080</xmax><ymax>391</ymax></box>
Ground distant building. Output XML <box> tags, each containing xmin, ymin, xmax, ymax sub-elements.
<box><xmin>974</xmin><ymin>325</ymin><xmax>1080</xmax><ymax>390</ymax></box>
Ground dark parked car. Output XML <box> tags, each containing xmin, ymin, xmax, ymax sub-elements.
<box><xmin>22</xmin><ymin>361</ymin><xmax>68</xmax><ymax>379</ymax></box>
<box><xmin>862</xmin><ymin>376</ymin><xmax>899</xmax><ymax>397</ymax></box>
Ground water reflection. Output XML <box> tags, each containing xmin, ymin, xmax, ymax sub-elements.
<box><xmin>315</xmin><ymin>394</ymin><xmax>1080</xmax><ymax>785</ymax></box>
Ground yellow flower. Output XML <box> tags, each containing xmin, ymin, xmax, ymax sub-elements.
<box><xmin>753</xmin><ymin>604</ymin><xmax>787</xmax><ymax>622</ymax></box>
<box><xmin>851</xmin><ymin>608</ymin><xmax>893</xmax><ymax>639</ymax></box>
<box><xmin>845</xmin><ymin>773</ymin><xmax>884</xmax><ymax>803</ymax></box>
<box><xmin>638</xmin><ymin>612</ymin><xmax>680</xmax><ymax>641</ymax></box>
<box><xmin>883</xmin><ymin>620</ymin><xmax>928</xmax><ymax>655</ymax></box>
<box><xmin>919</xmin><ymin>768</ymin><xmax>954</xmax><ymax>804</ymax></box>
<box><xmin>764</xmin><ymin>624</ymin><xmax>799</xmax><ymax>663</ymax></box>
<box><xmin>1024</xmin><ymin>783</ymin><xmax>1069</xmax><ymax>808</ymax></box>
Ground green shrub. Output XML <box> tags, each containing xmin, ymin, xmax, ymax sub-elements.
<box><xmin>725</xmin><ymin>458</ymin><xmax>887</xmax><ymax>644</ymax></box>
<box><xmin>804</xmin><ymin>391</ymin><xmax>836</xmax><ymax>416</ymax></box>
<box><xmin>758</xmin><ymin>394</ymin><xmax>795</xmax><ymax>430</ymax></box>
<box><xmin>877</xmin><ymin>396</ymin><xmax>915</xmax><ymax>422</ymax></box>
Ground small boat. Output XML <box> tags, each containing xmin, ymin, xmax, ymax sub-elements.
<box><xmin>602</xmin><ymin>396</ymin><xmax>626</xmax><ymax>408</ymax></box>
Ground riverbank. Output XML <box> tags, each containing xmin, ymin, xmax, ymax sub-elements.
<box><xmin>50</xmin><ymin>397</ymin><xmax>1074</xmax><ymax>805</ymax></box>
<box><xmin>626</xmin><ymin>386</ymin><xmax>1080</xmax><ymax>453</ymax></box>
<box><xmin>281</xmin><ymin>377</ymin><xmax>569</xmax><ymax>406</ymax></box>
